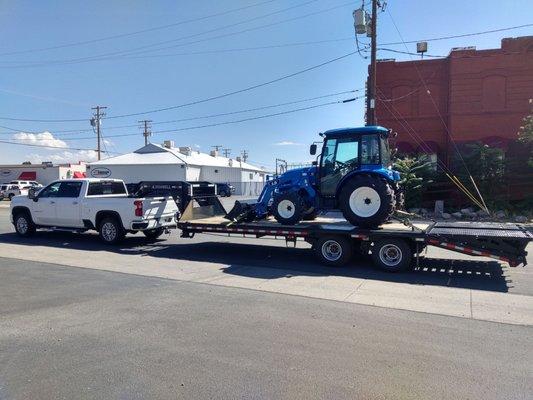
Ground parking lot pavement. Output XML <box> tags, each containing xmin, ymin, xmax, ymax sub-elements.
<box><xmin>1</xmin><ymin>257</ymin><xmax>532</xmax><ymax>400</ymax></box>
<box><xmin>1</xmin><ymin>208</ymin><xmax>532</xmax><ymax>325</ymax></box>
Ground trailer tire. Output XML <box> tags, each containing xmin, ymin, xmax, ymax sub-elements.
<box><xmin>371</xmin><ymin>238</ymin><xmax>412</xmax><ymax>272</ymax></box>
<box><xmin>314</xmin><ymin>236</ymin><xmax>353</xmax><ymax>267</ymax></box>
<box><xmin>272</xmin><ymin>191</ymin><xmax>304</xmax><ymax>225</ymax></box>
<box><xmin>98</xmin><ymin>217</ymin><xmax>125</xmax><ymax>244</ymax></box>
<box><xmin>143</xmin><ymin>228</ymin><xmax>164</xmax><ymax>240</ymax></box>
<box><xmin>339</xmin><ymin>175</ymin><xmax>395</xmax><ymax>228</ymax></box>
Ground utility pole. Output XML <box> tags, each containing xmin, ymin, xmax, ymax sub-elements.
<box><xmin>241</xmin><ymin>150</ymin><xmax>249</xmax><ymax>163</ymax></box>
<box><xmin>222</xmin><ymin>148</ymin><xmax>231</xmax><ymax>158</ymax></box>
<box><xmin>139</xmin><ymin>120</ymin><xmax>152</xmax><ymax>146</ymax></box>
<box><xmin>367</xmin><ymin>0</ymin><xmax>378</xmax><ymax>126</ymax></box>
<box><xmin>91</xmin><ymin>106</ymin><xmax>107</xmax><ymax>160</ymax></box>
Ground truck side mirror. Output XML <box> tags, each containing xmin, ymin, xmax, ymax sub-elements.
<box><xmin>310</xmin><ymin>144</ymin><xmax>317</xmax><ymax>155</ymax></box>
<box><xmin>28</xmin><ymin>188</ymin><xmax>37</xmax><ymax>201</ymax></box>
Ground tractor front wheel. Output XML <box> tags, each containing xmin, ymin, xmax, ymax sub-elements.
<box><xmin>272</xmin><ymin>191</ymin><xmax>304</xmax><ymax>225</ymax></box>
<box><xmin>339</xmin><ymin>175</ymin><xmax>395</xmax><ymax>228</ymax></box>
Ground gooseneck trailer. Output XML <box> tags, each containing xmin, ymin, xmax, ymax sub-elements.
<box><xmin>177</xmin><ymin>198</ymin><xmax>531</xmax><ymax>272</ymax></box>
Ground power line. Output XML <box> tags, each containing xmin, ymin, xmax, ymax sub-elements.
<box><xmin>103</xmin><ymin>51</ymin><xmax>357</xmax><ymax>120</ymax></box>
<box><xmin>0</xmin><ymin>90</ymin><xmax>358</xmax><ymax>136</ymax></box>
<box><xmin>2</xmin><ymin>0</ymin><xmax>328</xmax><ymax>67</ymax></box>
<box><xmin>0</xmin><ymin>138</ymin><xmax>117</xmax><ymax>153</ymax></box>
<box><xmin>43</xmin><ymin>96</ymin><xmax>361</xmax><ymax>141</ymax></box>
<box><xmin>0</xmin><ymin>51</ymin><xmax>356</xmax><ymax>123</ymax></box>
<box><xmin>0</xmin><ymin>0</ymin><xmax>280</xmax><ymax>57</ymax></box>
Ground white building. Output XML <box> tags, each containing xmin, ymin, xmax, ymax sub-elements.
<box><xmin>0</xmin><ymin>162</ymin><xmax>87</xmax><ymax>185</ymax></box>
<box><xmin>87</xmin><ymin>142</ymin><xmax>267</xmax><ymax>196</ymax></box>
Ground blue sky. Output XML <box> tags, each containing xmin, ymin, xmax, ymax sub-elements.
<box><xmin>0</xmin><ymin>0</ymin><xmax>531</xmax><ymax>169</ymax></box>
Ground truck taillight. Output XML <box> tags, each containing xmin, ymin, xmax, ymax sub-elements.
<box><xmin>134</xmin><ymin>200</ymin><xmax>143</xmax><ymax>217</ymax></box>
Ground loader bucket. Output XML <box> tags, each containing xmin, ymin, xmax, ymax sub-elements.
<box><xmin>225</xmin><ymin>200</ymin><xmax>258</xmax><ymax>223</ymax></box>
<box><xmin>179</xmin><ymin>195</ymin><xmax>226</xmax><ymax>222</ymax></box>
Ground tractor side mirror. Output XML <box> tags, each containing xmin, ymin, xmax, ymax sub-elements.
<box><xmin>309</xmin><ymin>144</ymin><xmax>317</xmax><ymax>155</ymax></box>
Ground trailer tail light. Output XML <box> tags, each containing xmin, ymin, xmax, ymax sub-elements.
<box><xmin>134</xmin><ymin>200</ymin><xmax>143</xmax><ymax>217</ymax></box>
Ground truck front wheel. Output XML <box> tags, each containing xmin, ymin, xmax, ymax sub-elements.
<box><xmin>99</xmin><ymin>217</ymin><xmax>125</xmax><ymax>244</ymax></box>
<box><xmin>13</xmin><ymin>212</ymin><xmax>35</xmax><ymax>237</ymax></box>
<box><xmin>339</xmin><ymin>175</ymin><xmax>395</xmax><ymax>228</ymax></box>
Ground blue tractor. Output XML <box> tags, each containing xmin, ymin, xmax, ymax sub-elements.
<box><xmin>228</xmin><ymin>126</ymin><xmax>402</xmax><ymax>228</ymax></box>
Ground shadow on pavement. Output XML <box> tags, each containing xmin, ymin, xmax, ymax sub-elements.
<box><xmin>0</xmin><ymin>231</ymin><xmax>512</xmax><ymax>293</ymax></box>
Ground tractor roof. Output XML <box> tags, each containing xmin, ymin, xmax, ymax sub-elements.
<box><xmin>322</xmin><ymin>126</ymin><xmax>390</xmax><ymax>138</ymax></box>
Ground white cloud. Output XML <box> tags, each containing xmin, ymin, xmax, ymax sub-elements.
<box><xmin>10</xmin><ymin>131</ymin><xmax>98</xmax><ymax>164</ymax></box>
<box><xmin>13</xmin><ymin>131</ymin><xmax>68</xmax><ymax>148</ymax></box>
<box><xmin>274</xmin><ymin>141</ymin><xmax>302</xmax><ymax>146</ymax></box>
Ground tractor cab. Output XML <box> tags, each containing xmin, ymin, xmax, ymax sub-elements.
<box><xmin>310</xmin><ymin>126</ymin><xmax>398</xmax><ymax>198</ymax></box>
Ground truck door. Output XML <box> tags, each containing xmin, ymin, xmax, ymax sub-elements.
<box><xmin>54</xmin><ymin>181</ymin><xmax>84</xmax><ymax>227</ymax></box>
<box><xmin>32</xmin><ymin>181</ymin><xmax>61</xmax><ymax>225</ymax></box>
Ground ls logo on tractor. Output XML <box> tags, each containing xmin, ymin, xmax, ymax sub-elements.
<box><xmin>90</xmin><ymin>167</ymin><xmax>111</xmax><ymax>178</ymax></box>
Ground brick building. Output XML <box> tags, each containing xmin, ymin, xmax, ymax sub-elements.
<box><xmin>375</xmin><ymin>36</ymin><xmax>533</xmax><ymax>165</ymax></box>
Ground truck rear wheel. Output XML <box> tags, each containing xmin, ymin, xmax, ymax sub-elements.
<box><xmin>13</xmin><ymin>211</ymin><xmax>35</xmax><ymax>237</ymax></box>
<box><xmin>314</xmin><ymin>236</ymin><xmax>353</xmax><ymax>267</ymax></box>
<box><xmin>272</xmin><ymin>191</ymin><xmax>304</xmax><ymax>225</ymax></box>
<box><xmin>339</xmin><ymin>175</ymin><xmax>395</xmax><ymax>228</ymax></box>
<box><xmin>371</xmin><ymin>238</ymin><xmax>412</xmax><ymax>272</ymax></box>
<box><xmin>99</xmin><ymin>217</ymin><xmax>125</xmax><ymax>244</ymax></box>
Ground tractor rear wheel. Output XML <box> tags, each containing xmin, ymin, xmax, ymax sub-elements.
<box><xmin>339</xmin><ymin>175</ymin><xmax>395</xmax><ymax>228</ymax></box>
<box><xmin>272</xmin><ymin>191</ymin><xmax>304</xmax><ymax>225</ymax></box>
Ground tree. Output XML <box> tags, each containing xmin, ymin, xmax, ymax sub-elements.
<box><xmin>393</xmin><ymin>154</ymin><xmax>436</xmax><ymax>209</ymax></box>
<box><xmin>452</xmin><ymin>143</ymin><xmax>505</xmax><ymax>205</ymax></box>
<box><xmin>517</xmin><ymin>111</ymin><xmax>533</xmax><ymax>167</ymax></box>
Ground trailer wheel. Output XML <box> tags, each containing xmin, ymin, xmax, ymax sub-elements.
<box><xmin>371</xmin><ymin>238</ymin><xmax>412</xmax><ymax>272</ymax></box>
<box><xmin>314</xmin><ymin>236</ymin><xmax>353</xmax><ymax>267</ymax></box>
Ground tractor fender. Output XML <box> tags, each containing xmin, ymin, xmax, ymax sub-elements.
<box><xmin>335</xmin><ymin>170</ymin><xmax>394</xmax><ymax>200</ymax></box>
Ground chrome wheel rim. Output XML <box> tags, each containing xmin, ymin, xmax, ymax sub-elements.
<box><xmin>101</xmin><ymin>222</ymin><xmax>117</xmax><ymax>242</ymax></box>
<box><xmin>321</xmin><ymin>240</ymin><xmax>342</xmax><ymax>262</ymax></box>
<box><xmin>379</xmin><ymin>244</ymin><xmax>402</xmax><ymax>267</ymax></box>
<box><xmin>16</xmin><ymin>216</ymin><xmax>28</xmax><ymax>234</ymax></box>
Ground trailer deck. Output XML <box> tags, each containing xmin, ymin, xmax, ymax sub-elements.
<box><xmin>177</xmin><ymin>199</ymin><xmax>532</xmax><ymax>271</ymax></box>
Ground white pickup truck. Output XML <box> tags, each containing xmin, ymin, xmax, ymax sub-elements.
<box><xmin>10</xmin><ymin>178</ymin><xmax>179</xmax><ymax>243</ymax></box>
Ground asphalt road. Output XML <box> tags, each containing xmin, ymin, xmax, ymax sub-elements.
<box><xmin>1</xmin><ymin>257</ymin><xmax>532</xmax><ymax>400</ymax></box>
<box><xmin>1</xmin><ymin>202</ymin><xmax>532</xmax><ymax>399</ymax></box>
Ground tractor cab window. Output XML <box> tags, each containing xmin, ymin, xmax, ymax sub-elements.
<box><xmin>320</xmin><ymin>138</ymin><xmax>337</xmax><ymax>177</ymax></box>
<box><xmin>380</xmin><ymin>136</ymin><xmax>391</xmax><ymax>167</ymax></box>
<box><xmin>320</xmin><ymin>137</ymin><xmax>360</xmax><ymax>196</ymax></box>
<box><xmin>361</xmin><ymin>135</ymin><xmax>380</xmax><ymax>165</ymax></box>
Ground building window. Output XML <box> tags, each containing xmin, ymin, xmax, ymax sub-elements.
<box><xmin>249</xmin><ymin>173</ymin><xmax>253</xmax><ymax>179</ymax></box>
<box><xmin>482</xmin><ymin>75</ymin><xmax>506</xmax><ymax>111</ymax></box>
